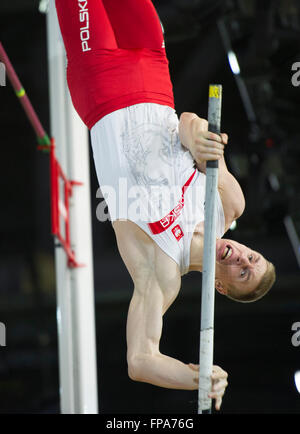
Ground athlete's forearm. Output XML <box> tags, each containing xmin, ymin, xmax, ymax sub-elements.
<box><xmin>127</xmin><ymin>277</ymin><xmax>197</xmax><ymax>390</ymax></box>
<box><xmin>130</xmin><ymin>352</ymin><xmax>198</xmax><ymax>390</ymax></box>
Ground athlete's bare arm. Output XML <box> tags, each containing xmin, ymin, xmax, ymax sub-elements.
<box><xmin>113</xmin><ymin>218</ymin><xmax>228</xmax><ymax>408</ymax></box>
<box><xmin>113</xmin><ymin>220</ymin><xmax>198</xmax><ymax>390</ymax></box>
<box><xmin>179</xmin><ymin>112</ymin><xmax>245</xmax><ymax>231</ymax></box>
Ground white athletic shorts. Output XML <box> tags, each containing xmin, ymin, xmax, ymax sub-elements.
<box><xmin>91</xmin><ymin>103</ymin><xmax>225</xmax><ymax>274</ymax></box>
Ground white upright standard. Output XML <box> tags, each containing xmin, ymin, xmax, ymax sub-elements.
<box><xmin>46</xmin><ymin>0</ymin><xmax>98</xmax><ymax>414</ymax></box>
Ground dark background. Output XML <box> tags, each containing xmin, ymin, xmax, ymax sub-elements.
<box><xmin>0</xmin><ymin>0</ymin><xmax>299</xmax><ymax>414</ymax></box>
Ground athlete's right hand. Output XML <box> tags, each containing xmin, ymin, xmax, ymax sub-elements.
<box><xmin>189</xmin><ymin>117</ymin><xmax>227</xmax><ymax>165</ymax></box>
<box><xmin>179</xmin><ymin>113</ymin><xmax>228</xmax><ymax>170</ymax></box>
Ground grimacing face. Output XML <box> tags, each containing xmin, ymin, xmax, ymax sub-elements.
<box><xmin>215</xmin><ymin>239</ymin><xmax>268</xmax><ymax>298</ymax></box>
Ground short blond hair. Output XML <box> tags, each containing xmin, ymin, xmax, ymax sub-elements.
<box><xmin>227</xmin><ymin>260</ymin><xmax>276</xmax><ymax>303</ymax></box>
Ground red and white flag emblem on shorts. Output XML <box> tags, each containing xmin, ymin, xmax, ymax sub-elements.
<box><xmin>172</xmin><ymin>225</ymin><xmax>184</xmax><ymax>242</ymax></box>
<box><xmin>148</xmin><ymin>169</ymin><xmax>196</xmax><ymax>236</ymax></box>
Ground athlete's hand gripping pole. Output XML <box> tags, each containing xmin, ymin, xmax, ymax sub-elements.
<box><xmin>198</xmin><ymin>85</ymin><xmax>222</xmax><ymax>414</ymax></box>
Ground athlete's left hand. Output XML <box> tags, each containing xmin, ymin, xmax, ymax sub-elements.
<box><xmin>189</xmin><ymin>363</ymin><xmax>228</xmax><ymax>411</ymax></box>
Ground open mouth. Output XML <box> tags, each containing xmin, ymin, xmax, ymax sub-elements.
<box><xmin>221</xmin><ymin>245</ymin><xmax>232</xmax><ymax>260</ymax></box>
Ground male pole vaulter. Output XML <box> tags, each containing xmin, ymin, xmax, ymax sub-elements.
<box><xmin>55</xmin><ymin>0</ymin><xmax>276</xmax><ymax>411</ymax></box>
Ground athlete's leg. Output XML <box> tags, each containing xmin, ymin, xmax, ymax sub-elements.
<box><xmin>55</xmin><ymin>0</ymin><xmax>118</xmax><ymax>58</ymax></box>
<box><xmin>102</xmin><ymin>0</ymin><xmax>164</xmax><ymax>49</ymax></box>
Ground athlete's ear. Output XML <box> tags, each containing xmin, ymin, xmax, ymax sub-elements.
<box><xmin>215</xmin><ymin>279</ymin><xmax>227</xmax><ymax>295</ymax></box>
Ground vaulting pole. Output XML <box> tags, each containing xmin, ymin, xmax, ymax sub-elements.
<box><xmin>198</xmin><ymin>84</ymin><xmax>222</xmax><ymax>414</ymax></box>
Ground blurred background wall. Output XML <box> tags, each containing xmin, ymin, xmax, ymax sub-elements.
<box><xmin>0</xmin><ymin>0</ymin><xmax>299</xmax><ymax>413</ymax></box>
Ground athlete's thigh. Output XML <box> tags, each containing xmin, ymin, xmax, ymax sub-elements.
<box><xmin>55</xmin><ymin>0</ymin><xmax>118</xmax><ymax>57</ymax></box>
<box><xmin>102</xmin><ymin>0</ymin><xmax>164</xmax><ymax>49</ymax></box>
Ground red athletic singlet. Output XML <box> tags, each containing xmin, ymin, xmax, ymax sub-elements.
<box><xmin>55</xmin><ymin>0</ymin><xmax>175</xmax><ymax>129</ymax></box>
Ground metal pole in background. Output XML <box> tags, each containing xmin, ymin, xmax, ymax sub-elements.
<box><xmin>0</xmin><ymin>41</ymin><xmax>50</xmax><ymax>146</ymax></box>
<box><xmin>198</xmin><ymin>84</ymin><xmax>222</xmax><ymax>414</ymax></box>
<box><xmin>46</xmin><ymin>0</ymin><xmax>98</xmax><ymax>414</ymax></box>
